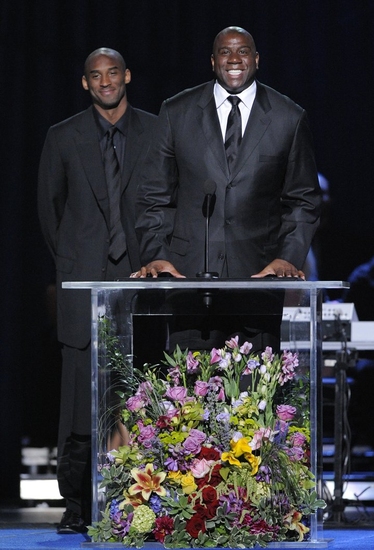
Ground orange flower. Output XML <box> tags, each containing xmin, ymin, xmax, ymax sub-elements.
<box><xmin>128</xmin><ymin>463</ymin><xmax>167</xmax><ymax>501</ymax></box>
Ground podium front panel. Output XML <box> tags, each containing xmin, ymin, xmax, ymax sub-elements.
<box><xmin>63</xmin><ymin>279</ymin><xmax>348</xmax><ymax>546</ymax></box>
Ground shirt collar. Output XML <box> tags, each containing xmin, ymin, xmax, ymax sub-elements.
<box><xmin>213</xmin><ymin>80</ymin><xmax>257</xmax><ymax>109</ymax></box>
<box><xmin>93</xmin><ymin>106</ymin><xmax>130</xmax><ymax>139</ymax></box>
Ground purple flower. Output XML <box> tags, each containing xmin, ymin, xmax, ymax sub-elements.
<box><xmin>290</xmin><ymin>432</ymin><xmax>307</xmax><ymax>447</ymax></box>
<box><xmin>276</xmin><ymin>404</ymin><xmax>297</xmax><ymax>421</ymax></box>
<box><xmin>261</xmin><ymin>346</ymin><xmax>274</xmax><ymax>363</ymax></box>
<box><xmin>164</xmin><ymin>456</ymin><xmax>179</xmax><ymax>471</ymax></box>
<box><xmin>126</xmin><ymin>394</ymin><xmax>145</xmax><ymax>412</ymax></box>
<box><xmin>167</xmin><ymin>366</ymin><xmax>181</xmax><ymax>385</ymax></box>
<box><xmin>210</xmin><ymin>347</ymin><xmax>222</xmax><ymax>364</ymax></box>
<box><xmin>225</xmin><ymin>335</ymin><xmax>239</xmax><ymax>349</ymax></box>
<box><xmin>165</xmin><ymin>385</ymin><xmax>188</xmax><ymax>403</ymax></box>
<box><xmin>274</xmin><ymin>419</ymin><xmax>289</xmax><ymax>443</ymax></box>
<box><xmin>186</xmin><ymin>351</ymin><xmax>200</xmax><ymax>373</ymax></box>
<box><xmin>256</xmin><ymin>465</ymin><xmax>272</xmax><ymax>483</ymax></box>
<box><xmin>137</xmin><ymin>422</ymin><xmax>156</xmax><ymax>448</ymax></box>
<box><xmin>137</xmin><ymin>381</ymin><xmax>152</xmax><ymax>399</ymax></box>
<box><xmin>239</xmin><ymin>341</ymin><xmax>253</xmax><ymax>354</ymax></box>
<box><xmin>285</xmin><ymin>446</ymin><xmax>304</xmax><ymax>462</ymax></box>
<box><xmin>149</xmin><ymin>494</ymin><xmax>163</xmax><ymax>514</ymax></box>
<box><xmin>183</xmin><ymin>428</ymin><xmax>206</xmax><ymax>455</ymax></box>
<box><xmin>216</xmin><ymin>412</ymin><xmax>230</xmax><ymax>423</ymax></box>
<box><xmin>243</xmin><ymin>359</ymin><xmax>260</xmax><ymax>375</ymax></box>
<box><xmin>194</xmin><ymin>380</ymin><xmax>209</xmax><ymax>397</ymax></box>
<box><xmin>218</xmin><ymin>353</ymin><xmax>232</xmax><ymax>370</ymax></box>
<box><xmin>279</xmin><ymin>350</ymin><xmax>299</xmax><ymax>385</ymax></box>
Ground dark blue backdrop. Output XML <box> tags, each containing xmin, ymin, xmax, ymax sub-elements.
<box><xmin>1</xmin><ymin>0</ymin><xmax>374</xmax><ymax>501</ymax></box>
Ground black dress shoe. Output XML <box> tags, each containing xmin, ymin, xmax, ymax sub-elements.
<box><xmin>57</xmin><ymin>509</ymin><xmax>87</xmax><ymax>534</ymax></box>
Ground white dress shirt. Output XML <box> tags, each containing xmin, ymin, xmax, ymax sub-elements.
<box><xmin>213</xmin><ymin>80</ymin><xmax>257</xmax><ymax>141</ymax></box>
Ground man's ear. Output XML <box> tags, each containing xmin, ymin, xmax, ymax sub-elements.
<box><xmin>210</xmin><ymin>54</ymin><xmax>215</xmax><ymax>72</ymax></box>
<box><xmin>82</xmin><ymin>75</ymin><xmax>89</xmax><ymax>91</ymax></box>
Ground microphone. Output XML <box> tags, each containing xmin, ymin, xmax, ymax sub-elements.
<box><xmin>196</xmin><ymin>179</ymin><xmax>219</xmax><ymax>307</ymax></box>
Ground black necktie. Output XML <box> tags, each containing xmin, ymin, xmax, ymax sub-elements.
<box><xmin>225</xmin><ymin>95</ymin><xmax>242</xmax><ymax>170</ymax></box>
<box><xmin>103</xmin><ymin>126</ymin><xmax>126</xmax><ymax>260</ymax></box>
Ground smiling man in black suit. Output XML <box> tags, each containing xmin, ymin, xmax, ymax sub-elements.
<box><xmin>134</xmin><ymin>26</ymin><xmax>321</xmax><ymax>351</ymax></box>
<box><xmin>38</xmin><ymin>48</ymin><xmax>156</xmax><ymax>533</ymax></box>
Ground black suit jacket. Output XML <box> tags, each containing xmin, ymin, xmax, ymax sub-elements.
<box><xmin>38</xmin><ymin>105</ymin><xmax>156</xmax><ymax>348</ymax></box>
<box><xmin>136</xmin><ymin>81</ymin><xmax>321</xmax><ymax>278</ymax></box>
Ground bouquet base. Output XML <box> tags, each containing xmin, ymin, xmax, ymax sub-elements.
<box><xmin>81</xmin><ymin>539</ymin><xmax>333</xmax><ymax>548</ymax></box>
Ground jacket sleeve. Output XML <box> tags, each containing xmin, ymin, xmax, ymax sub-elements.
<box><xmin>135</xmin><ymin>101</ymin><xmax>178</xmax><ymax>264</ymax></box>
<box><xmin>37</xmin><ymin>127</ymin><xmax>68</xmax><ymax>260</ymax></box>
<box><xmin>277</xmin><ymin>110</ymin><xmax>322</xmax><ymax>268</ymax></box>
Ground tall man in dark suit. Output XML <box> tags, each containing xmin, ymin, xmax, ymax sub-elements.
<box><xmin>134</xmin><ymin>26</ymin><xmax>321</xmax><ymax>350</ymax></box>
<box><xmin>38</xmin><ymin>48</ymin><xmax>156</xmax><ymax>533</ymax></box>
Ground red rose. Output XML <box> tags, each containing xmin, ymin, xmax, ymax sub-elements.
<box><xmin>198</xmin><ymin>446</ymin><xmax>221</xmax><ymax>461</ymax></box>
<box><xmin>186</xmin><ymin>514</ymin><xmax>206</xmax><ymax>538</ymax></box>
<box><xmin>201</xmin><ymin>485</ymin><xmax>217</xmax><ymax>503</ymax></box>
<box><xmin>209</xmin><ymin>464</ymin><xmax>223</xmax><ymax>486</ymax></box>
<box><xmin>193</xmin><ymin>503</ymin><xmax>209</xmax><ymax>519</ymax></box>
<box><xmin>206</xmin><ymin>499</ymin><xmax>219</xmax><ymax>519</ymax></box>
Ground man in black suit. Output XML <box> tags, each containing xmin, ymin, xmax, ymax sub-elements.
<box><xmin>38</xmin><ymin>48</ymin><xmax>156</xmax><ymax>533</ymax></box>
<box><xmin>134</xmin><ymin>26</ymin><xmax>321</xmax><ymax>350</ymax></box>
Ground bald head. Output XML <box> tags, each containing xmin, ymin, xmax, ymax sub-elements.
<box><xmin>212</xmin><ymin>26</ymin><xmax>256</xmax><ymax>55</ymax></box>
<box><xmin>83</xmin><ymin>48</ymin><xmax>126</xmax><ymax>78</ymax></box>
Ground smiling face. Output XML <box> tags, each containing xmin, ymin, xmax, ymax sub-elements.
<box><xmin>211</xmin><ymin>28</ymin><xmax>259</xmax><ymax>94</ymax></box>
<box><xmin>82</xmin><ymin>49</ymin><xmax>131</xmax><ymax>118</ymax></box>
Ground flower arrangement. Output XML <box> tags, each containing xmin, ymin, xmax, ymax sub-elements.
<box><xmin>88</xmin><ymin>335</ymin><xmax>325</xmax><ymax>548</ymax></box>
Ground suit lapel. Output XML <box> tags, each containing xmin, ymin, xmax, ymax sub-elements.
<box><xmin>197</xmin><ymin>83</ymin><xmax>230</xmax><ymax>179</ymax></box>
<box><xmin>230</xmin><ymin>82</ymin><xmax>272</xmax><ymax>180</ymax></box>
<box><xmin>197</xmin><ymin>81</ymin><xmax>273</xmax><ymax>182</ymax></box>
<box><xmin>73</xmin><ymin>107</ymin><xmax>111</xmax><ymax>226</ymax></box>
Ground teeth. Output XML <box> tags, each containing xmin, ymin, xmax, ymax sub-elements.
<box><xmin>228</xmin><ymin>70</ymin><xmax>242</xmax><ymax>75</ymax></box>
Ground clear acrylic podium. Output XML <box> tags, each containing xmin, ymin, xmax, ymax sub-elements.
<box><xmin>63</xmin><ymin>279</ymin><xmax>348</xmax><ymax>548</ymax></box>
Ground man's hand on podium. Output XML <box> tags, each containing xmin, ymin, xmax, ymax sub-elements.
<box><xmin>130</xmin><ymin>260</ymin><xmax>185</xmax><ymax>279</ymax></box>
<box><xmin>251</xmin><ymin>259</ymin><xmax>305</xmax><ymax>280</ymax></box>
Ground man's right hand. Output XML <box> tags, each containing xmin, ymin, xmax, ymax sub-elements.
<box><xmin>130</xmin><ymin>260</ymin><xmax>185</xmax><ymax>278</ymax></box>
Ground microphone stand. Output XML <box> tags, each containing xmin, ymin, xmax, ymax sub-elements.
<box><xmin>196</xmin><ymin>191</ymin><xmax>218</xmax><ymax>307</ymax></box>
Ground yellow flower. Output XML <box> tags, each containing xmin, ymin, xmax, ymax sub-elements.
<box><xmin>168</xmin><ymin>470</ymin><xmax>183</xmax><ymax>484</ymax></box>
<box><xmin>222</xmin><ymin>437</ymin><xmax>255</xmax><ymax>467</ymax></box>
<box><xmin>231</xmin><ymin>437</ymin><xmax>253</xmax><ymax>457</ymax></box>
<box><xmin>283</xmin><ymin>510</ymin><xmax>310</xmax><ymax>541</ymax></box>
<box><xmin>128</xmin><ymin>463</ymin><xmax>166</xmax><ymax>501</ymax></box>
<box><xmin>180</xmin><ymin>472</ymin><xmax>197</xmax><ymax>494</ymax></box>
<box><xmin>221</xmin><ymin>451</ymin><xmax>242</xmax><ymax>467</ymax></box>
<box><xmin>244</xmin><ymin>452</ymin><xmax>261</xmax><ymax>475</ymax></box>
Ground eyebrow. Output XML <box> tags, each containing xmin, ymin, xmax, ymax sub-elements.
<box><xmin>89</xmin><ymin>65</ymin><xmax>120</xmax><ymax>74</ymax></box>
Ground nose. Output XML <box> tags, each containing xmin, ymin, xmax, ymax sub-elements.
<box><xmin>100</xmin><ymin>74</ymin><xmax>111</xmax><ymax>87</ymax></box>
<box><xmin>228</xmin><ymin>51</ymin><xmax>242</xmax><ymax>64</ymax></box>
